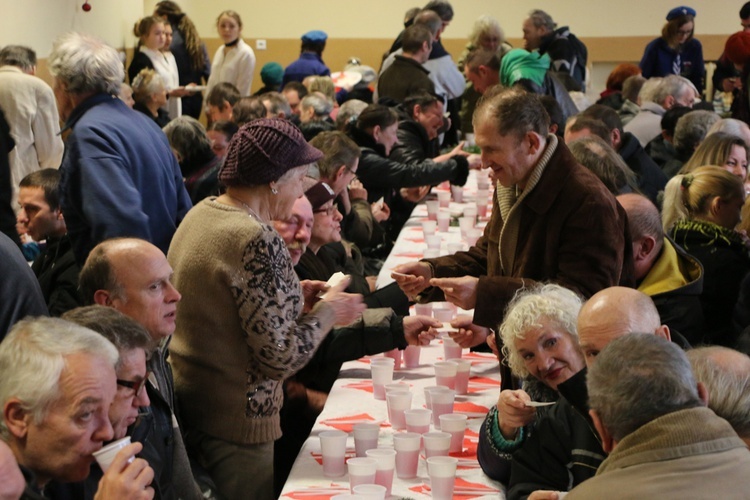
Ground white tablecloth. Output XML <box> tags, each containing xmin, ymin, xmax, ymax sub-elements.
<box><xmin>279</xmin><ymin>344</ymin><xmax>505</xmax><ymax>499</ymax></box>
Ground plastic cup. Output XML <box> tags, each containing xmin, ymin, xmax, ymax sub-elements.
<box><xmin>413</xmin><ymin>303</ymin><xmax>432</xmax><ymax>316</ymax></box>
<box><xmin>352</xmin><ymin>484</ymin><xmax>387</xmax><ymax>499</ymax></box>
<box><xmin>463</xmin><ymin>133</ymin><xmax>475</xmax><ymax>147</ymax></box>
<box><xmin>423</xmin><ymin>385</ymin><xmax>442</xmax><ymax>411</ymax></box>
<box><xmin>347</xmin><ymin>457</ymin><xmax>377</xmax><ymax>493</ymax></box>
<box><xmin>403</xmin><ymin>345</ymin><xmax>421</xmax><ymax>368</ymax></box>
<box><xmin>434</xmin><ymin>361</ymin><xmax>457</xmax><ymax>390</ymax></box>
<box><xmin>386</xmin><ymin>390</ymin><xmax>412</xmax><ymax>431</ymax></box>
<box><xmin>330</xmin><ymin>495</ymin><xmax>358</xmax><ymax>500</ymax></box>
<box><xmin>463</xmin><ymin>205</ymin><xmax>478</xmax><ymax>222</ymax></box>
<box><xmin>404</xmin><ymin>408</ymin><xmax>432</xmax><ymax>435</ymax></box>
<box><xmin>437</xmin><ymin>190</ymin><xmax>451</xmax><ymax>208</ymax></box>
<box><xmin>458</xmin><ymin>216</ymin><xmax>474</xmax><ymax>238</ymax></box>
<box><xmin>92</xmin><ymin>436</ymin><xmax>132</xmax><ymax>472</ymax></box>
<box><xmin>353</xmin><ymin>423</ymin><xmax>380</xmax><ymax>458</ymax></box>
<box><xmin>450</xmin><ymin>184</ymin><xmax>464</xmax><ymax>203</ymax></box>
<box><xmin>450</xmin><ymin>359</ymin><xmax>471</xmax><ymax>395</ymax></box>
<box><xmin>447</xmin><ymin>242</ymin><xmax>464</xmax><ymax>254</ymax></box>
<box><xmin>477</xmin><ymin>202</ymin><xmax>488</xmax><ymax>218</ymax></box>
<box><xmin>466</xmin><ymin>228</ymin><xmax>483</xmax><ymax>246</ymax></box>
<box><xmin>423</xmin><ymin>248</ymin><xmax>440</xmax><ymax>259</ymax></box>
<box><xmin>428</xmin><ymin>388</ymin><xmax>455</xmax><ymax>428</ymax></box>
<box><xmin>365</xmin><ymin>449</ymin><xmax>396</xmax><ymax>497</ymax></box>
<box><xmin>432</xmin><ymin>307</ymin><xmax>453</xmax><ymax>323</ymax></box>
<box><xmin>421</xmin><ymin>220</ymin><xmax>437</xmax><ymax>236</ymax></box>
<box><xmin>385</xmin><ymin>382</ymin><xmax>410</xmax><ymax>394</ymax></box>
<box><xmin>442</xmin><ymin>336</ymin><xmax>463</xmax><ymax>361</ymax></box>
<box><xmin>426</xmin><ymin>456</ymin><xmax>458</xmax><ymax>500</ymax></box>
<box><xmin>437</xmin><ymin>211</ymin><xmax>450</xmax><ymax>232</ymax></box>
<box><xmin>439</xmin><ymin>414</ymin><xmax>468</xmax><ymax>453</ymax></box>
<box><xmin>425</xmin><ymin>234</ymin><xmax>442</xmax><ymax>250</ymax></box>
<box><xmin>393</xmin><ymin>432</ymin><xmax>421</xmax><ymax>479</ymax></box>
<box><xmin>423</xmin><ymin>431</ymin><xmax>451</xmax><ymax>458</ymax></box>
<box><xmin>475</xmin><ymin>189</ymin><xmax>489</xmax><ymax>205</ymax></box>
<box><xmin>425</xmin><ymin>200</ymin><xmax>439</xmax><ymax>221</ymax></box>
<box><xmin>383</xmin><ymin>348</ymin><xmax>402</xmax><ymax>370</ymax></box>
<box><xmin>370</xmin><ymin>358</ymin><xmax>395</xmax><ymax>400</ymax></box>
<box><xmin>477</xmin><ymin>175</ymin><xmax>490</xmax><ymax>190</ymax></box>
<box><xmin>320</xmin><ymin>430</ymin><xmax>348</xmax><ymax>477</ymax></box>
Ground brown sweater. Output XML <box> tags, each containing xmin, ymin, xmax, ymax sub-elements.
<box><xmin>168</xmin><ymin>199</ymin><xmax>335</xmax><ymax>445</ymax></box>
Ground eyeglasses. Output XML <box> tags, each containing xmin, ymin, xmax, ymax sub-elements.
<box><xmin>117</xmin><ymin>371</ymin><xmax>151</xmax><ymax>397</ymax></box>
<box><xmin>677</xmin><ymin>29</ymin><xmax>693</xmax><ymax>36</ymax></box>
<box><xmin>314</xmin><ymin>205</ymin><xmax>337</xmax><ymax>215</ymax></box>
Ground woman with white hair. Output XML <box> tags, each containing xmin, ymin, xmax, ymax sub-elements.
<box><xmin>131</xmin><ymin>68</ymin><xmax>170</xmax><ymax>127</ymax></box>
<box><xmin>476</xmin><ymin>283</ymin><xmax>585</xmax><ymax>484</ymax></box>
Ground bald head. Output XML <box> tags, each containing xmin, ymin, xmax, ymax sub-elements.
<box><xmin>577</xmin><ymin>287</ymin><xmax>669</xmax><ymax>366</ymax></box>
<box><xmin>617</xmin><ymin>193</ymin><xmax>664</xmax><ymax>281</ymax></box>
<box><xmin>688</xmin><ymin>346</ymin><xmax>750</xmax><ymax>444</ymax></box>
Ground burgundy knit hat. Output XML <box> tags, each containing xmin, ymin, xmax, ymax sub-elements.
<box><xmin>725</xmin><ymin>31</ymin><xmax>750</xmax><ymax>66</ymax></box>
<box><xmin>305</xmin><ymin>181</ymin><xmax>336</xmax><ymax>210</ymax></box>
<box><xmin>219</xmin><ymin>118</ymin><xmax>324</xmax><ymax>186</ymax></box>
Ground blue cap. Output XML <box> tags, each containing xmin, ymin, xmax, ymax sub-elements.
<box><xmin>301</xmin><ymin>30</ymin><xmax>328</xmax><ymax>43</ymax></box>
<box><xmin>666</xmin><ymin>6</ymin><xmax>696</xmax><ymax>21</ymax></box>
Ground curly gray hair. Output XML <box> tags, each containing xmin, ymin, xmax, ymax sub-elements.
<box><xmin>48</xmin><ymin>32</ymin><xmax>124</xmax><ymax>96</ymax></box>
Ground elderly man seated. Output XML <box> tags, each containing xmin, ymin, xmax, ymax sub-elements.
<box><xmin>0</xmin><ymin>317</ymin><xmax>153</xmax><ymax>497</ymax></box>
<box><xmin>567</xmin><ymin>334</ymin><xmax>750</xmax><ymax>498</ymax></box>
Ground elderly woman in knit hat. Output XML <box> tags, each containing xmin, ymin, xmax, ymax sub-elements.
<box><xmin>167</xmin><ymin>118</ymin><xmax>365</xmax><ymax>500</ymax></box>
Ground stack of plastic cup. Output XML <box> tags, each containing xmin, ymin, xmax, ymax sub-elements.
<box><xmin>347</xmin><ymin>457</ymin><xmax>377</xmax><ymax>492</ymax></box>
<box><xmin>439</xmin><ymin>414</ymin><xmax>468</xmax><ymax>453</ymax></box>
<box><xmin>427</xmin><ymin>456</ymin><xmax>459</xmax><ymax>500</ymax></box>
<box><xmin>423</xmin><ymin>431</ymin><xmax>451</xmax><ymax>458</ymax></box>
<box><xmin>386</xmin><ymin>390</ymin><xmax>412</xmax><ymax>430</ymax></box>
<box><xmin>393</xmin><ymin>432</ymin><xmax>421</xmax><ymax>479</ymax></box>
<box><xmin>370</xmin><ymin>358</ymin><xmax>395</xmax><ymax>400</ymax></box>
<box><xmin>365</xmin><ymin>449</ymin><xmax>396</xmax><ymax>497</ymax></box>
<box><xmin>319</xmin><ymin>430</ymin><xmax>348</xmax><ymax>477</ymax></box>
<box><xmin>450</xmin><ymin>359</ymin><xmax>471</xmax><ymax>395</ymax></box>
<box><xmin>352</xmin><ymin>423</ymin><xmax>380</xmax><ymax>458</ymax></box>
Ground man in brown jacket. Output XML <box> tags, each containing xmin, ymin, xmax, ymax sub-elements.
<box><xmin>394</xmin><ymin>88</ymin><xmax>633</xmax><ymax>386</ymax></box>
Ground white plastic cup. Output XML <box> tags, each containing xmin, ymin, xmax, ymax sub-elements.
<box><xmin>425</xmin><ymin>234</ymin><xmax>442</xmax><ymax>250</ymax></box>
<box><xmin>352</xmin><ymin>423</ymin><xmax>380</xmax><ymax>458</ymax></box>
<box><xmin>463</xmin><ymin>205</ymin><xmax>478</xmax><ymax>222</ymax></box>
<box><xmin>439</xmin><ymin>413</ymin><xmax>468</xmax><ymax>453</ymax></box>
<box><xmin>437</xmin><ymin>211</ymin><xmax>450</xmax><ymax>232</ymax></box>
<box><xmin>434</xmin><ymin>361</ymin><xmax>458</xmax><ymax>390</ymax></box>
<box><xmin>426</xmin><ymin>456</ymin><xmax>458</xmax><ymax>500</ymax></box>
<box><xmin>423</xmin><ymin>385</ymin><xmax>442</xmax><ymax>411</ymax></box>
<box><xmin>319</xmin><ymin>430</ymin><xmax>348</xmax><ymax>477</ymax></box>
<box><xmin>423</xmin><ymin>431</ymin><xmax>451</xmax><ymax>458</ymax></box>
<box><xmin>458</xmin><ymin>216</ymin><xmax>474</xmax><ymax>238</ymax></box>
<box><xmin>442</xmin><ymin>336</ymin><xmax>463</xmax><ymax>361</ymax></box>
<box><xmin>477</xmin><ymin>176</ymin><xmax>490</xmax><ymax>190</ymax></box>
<box><xmin>475</xmin><ymin>189</ymin><xmax>489</xmax><ymax>206</ymax></box>
<box><xmin>392</xmin><ymin>432</ymin><xmax>421</xmax><ymax>479</ymax></box>
<box><xmin>352</xmin><ymin>484</ymin><xmax>387</xmax><ymax>500</ymax></box>
<box><xmin>365</xmin><ymin>449</ymin><xmax>396</xmax><ymax>497</ymax></box>
<box><xmin>384</xmin><ymin>382</ymin><xmax>410</xmax><ymax>394</ymax></box>
<box><xmin>92</xmin><ymin>436</ymin><xmax>132</xmax><ymax>472</ymax></box>
<box><xmin>347</xmin><ymin>457</ymin><xmax>377</xmax><ymax>493</ymax></box>
<box><xmin>421</xmin><ymin>220</ymin><xmax>437</xmax><ymax>236</ymax></box>
<box><xmin>450</xmin><ymin>359</ymin><xmax>471</xmax><ymax>395</ymax></box>
<box><xmin>466</xmin><ymin>228</ymin><xmax>483</xmax><ymax>246</ymax></box>
<box><xmin>437</xmin><ymin>190</ymin><xmax>451</xmax><ymax>208</ymax></box>
<box><xmin>477</xmin><ymin>202</ymin><xmax>488</xmax><ymax>218</ymax></box>
<box><xmin>383</xmin><ymin>348</ymin><xmax>402</xmax><ymax>370</ymax></box>
<box><xmin>423</xmin><ymin>248</ymin><xmax>441</xmax><ymax>259</ymax></box>
<box><xmin>370</xmin><ymin>358</ymin><xmax>395</xmax><ymax>400</ymax></box>
<box><xmin>432</xmin><ymin>307</ymin><xmax>453</xmax><ymax>323</ymax></box>
<box><xmin>403</xmin><ymin>345</ymin><xmax>422</xmax><ymax>368</ymax></box>
<box><xmin>404</xmin><ymin>408</ymin><xmax>432</xmax><ymax>435</ymax></box>
<box><xmin>447</xmin><ymin>242</ymin><xmax>464</xmax><ymax>254</ymax></box>
<box><xmin>425</xmin><ymin>200</ymin><xmax>440</xmax><ymax>221</ymax></box>
<box><xmin>429</xmin><ymin>388</ymin><xmax>455</xmax><ymax>428</ymax></box>
<box><xmin>413</xmin><ymin>303</ymin><xmax>432</xmax><ymax>316</ymax></box>
<box><xmin>450</xmin><ymin>184</ymin><xmax>464</xmax><ymax>203</ymax></box>
<box><xmin>386</xmin><ymin>390</ymin><xmax>412</xmax><ymax>430</ymax></box>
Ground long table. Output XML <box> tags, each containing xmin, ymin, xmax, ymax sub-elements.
<box><xmin>279</xmin><ymin>344</ymin><xmax>505</xmax><ymax>499</ymax></box>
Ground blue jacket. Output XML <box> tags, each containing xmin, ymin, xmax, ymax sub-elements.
<box><xmin>282</xmin><ymin>52</ymin><xmax>330</xmax><ymax>86</ymax></box>
<box><xmin>59</xmin><ymin>93</ymin><xmax>192</xmax><ymax>264</ymax></box>
<box><xmin>640</xmin><ymin>37</ymin><xmax>704</xmax><ymax>94</ymax></box>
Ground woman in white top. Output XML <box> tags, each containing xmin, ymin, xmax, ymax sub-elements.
<box><xmin>129</xmin><ymin>16</ymin><xmax>187</xmax><ymax>119</ymax></box>
<box><xmin>206</xmin><ymin>11</ymin><xmax>256</xmax><ymax>97</ymax></box>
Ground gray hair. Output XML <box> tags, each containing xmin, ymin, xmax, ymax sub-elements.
<box><xmin>588</xmin><ymin>334</ymin><xmax>701</xmax><ymax>442</ymax></box>
<box><xmin>673</xmin><ymin>110</ymin><xmax>720</xmax><ymax>153</ymax></box>
<box><xmin>527</xmin><ymin>9</ymin><xmax>556</xmax><ymax>31</ymax></box>
<box><xmin>260</xmin><ymin>91</ymin><xmax>292</xmax><ymax>118</ymax></box>
<box><xmin>687</xmin><ymin>347</ymin><xmax>750</xmax><ymax>439</ymax></box>
<box><xmin>637</xmin><ymin>77</ymin><xmax>663</xmax><ymax>104</ymax></box>
<box><xmin>62</xmin><ymin>305</ymin><xmax>155</xmax><ymax>361</ymax></box>
<box><xmin>162</xmin><ymin>116</ymin><xmax>213</xmax><ymax>165</ymax></box>
<box><xmin>0</xmin><ymin>45</ymin><xmax>37</xmax><ymax>72</ymax></box>
<box><xmin>0</xmin><ymin>317</ymin><xmax>119</xmax><ymax>439</ymax></box>
<box><xmin>336</xmin><ymin>99</ymin><xmax>368</xmax><ymax>131</ymax></box>
<box><xmin>651</xmin><ymin>75</ymin><xmax>691</xmax><ymax>107</ymax></box>
<box><xmin>131</xmin><ymin>68</ymin><xmax>165</xmax><ymax>105</ymax></box>
<box><xmin>568</xmin><ymin>135</ymin><xmax>638</xmax><ymax>195</ymax></box>
<box><xmin>468</xmin><ymin>15</ymin><xmax>505</xmax><ymax>47</ymax></box>
<box><xmin>301</xmin><ymin>92</ymin><xmax>333</xmax><ymax>120</ymax></box>
<box><xmin>500</xmin><ymin>283</ymin><xmax>583</xmax><ymax>378</ymax></box>
<box><xmin>48</xmin><ymin>32</ymin><xmax>124</xmax><ymax>96</ymax></box>
<box><xmin>708</xmin><ymin>118</ymin><xmax>750</xmax><ymax>144</ymax></box>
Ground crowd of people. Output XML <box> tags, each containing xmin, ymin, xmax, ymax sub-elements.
<box><xmin>2</xmin><ymin>0</ymin><xmax>750</xmax><ymax>499</ymax></box>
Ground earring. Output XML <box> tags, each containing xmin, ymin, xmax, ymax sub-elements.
<box><xmin>271</xmin><ymin>185</ymin><xmax>278</xmax><ymax>195</ymax></box>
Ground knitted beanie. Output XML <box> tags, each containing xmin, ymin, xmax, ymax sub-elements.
<box><xmin>260</xmin><ymin>62</ymin><xmax>284</xmax><ymax>87</ymax></box>
<box><xmin>304</xmin><ymin>181</ymin><xmax>336</xmax><ymax>210</ymax></box>
<box><xmin>725</xmin><ymin>31</ymin><xmax>750</xmax><ymax>66</ymax></box>
<box><xmin>219</xmin><ymin>118</ymin><xmax>323</xmax><ymax>186</ymax></box>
